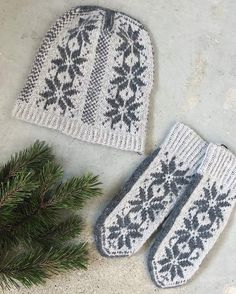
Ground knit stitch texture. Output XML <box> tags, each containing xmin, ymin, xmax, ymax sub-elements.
<box><xmin>148</xmin><ymin>144</ymin><xmax>236</xmax><ymax>288</ymax></box>
<box><xmin>12</xmin><ymin>6</ymin><xmax>154</xmax><ymax>153</ymax></box>
<box><xmin>94</xmin><ymin>122</ymin><xmax>208</xmax><ymax>257</ymax></box>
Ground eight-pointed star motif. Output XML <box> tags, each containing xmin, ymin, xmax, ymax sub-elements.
<box><xmin>111</xmin><ymin>61</ymin><xmax>147</xmax><ymax>93</ymax></box>
<box><xmin>151</xmin><ymin>156</ymin><xmax>190</xmax><ymax>197</ymax></box>
<box><xmin>104</xmin><ymin>92</ymin><xmax>141</xmax><ymax>131</ymax></box>
<box><xmin>67</xmin><ymin>17</ymin><xmax>97</xmax><ymax>44</ymax></box>
<box><xmin>158</xmin><ymin>245</ymin><xmax>193</xmax><ymax>281</ymax></box>
<box><xmin>52</xmin><ymin>45</ymin><xmax>87</xmax><ymax>80</ymax></box>
<box><xmin>175</xmin><ymin>216</ymin><xmax>213</xmax><ymax>251</ymax></box>
<box><xmin>107</xmin><ymin>215</ymin><xmax>142</xmax><ymax>250</ymax></box>
<box><xmin>128</xmin><ymin>185</ymin><xmax>165</xmax><ymax>222</ymax></box>
<box><xmin>40</xmin><ymin>77</ymin><xmax>77</xmax><ymax>116</ymax></box>
<box><xmin>117</xmin><ymin>25</ymin><xmax>144</xmax><ymax>56</ymax></box>
<box><xmin>193</xmin><ymin>182</ymin><xmax>231</xmax><ymax>226</ymax></box>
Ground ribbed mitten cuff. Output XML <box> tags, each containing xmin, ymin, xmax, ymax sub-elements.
<box><xmin>161</xmin><ymin>122</ymin><xmax>208</xmax><ymax>167</ymax></box>
<box><xmin>198</xmin><ymin>143</ymin><xmax>236</xmax><ymax>188</ymax></box>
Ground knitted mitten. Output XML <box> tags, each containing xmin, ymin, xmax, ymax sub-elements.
<box><xmin>148</xmin><ymin>144</ymin><xmax>236</xmax><ymax>288</ymax></box>
<box><xmin>94</xmin><ymin>123</ymin><xmax>207</xmax><ymax>257</ymax></box>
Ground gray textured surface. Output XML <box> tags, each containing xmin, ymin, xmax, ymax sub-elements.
<box><xmin>0</xmin><ymin>0</ymin><xmax>235</xmax><ymax>293</ymax></box>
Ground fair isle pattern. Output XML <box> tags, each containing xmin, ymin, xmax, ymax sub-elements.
<box><xmin>38</xmin><ymin>16</ymin><xmax>99</xmax><ymax>117</ymax></box>
<box><xmin>102</xmin><ymin>21</ymin><xmax>148</xmax><ymax>133</ymax></box>
<box><xmin>12</xmin><ymin>6</ymin><xmax>154</xmax><ymax>153</ymax></box>
<box><xmin>82</xmin><ymin>10</ymin><xmax>114</xmax><ymax>124</ymax></box>
<box><xmin>98</xmin><ymin>153</ymin><xmax>193</xmax><ymax>256</ymax></box>
<box><xmin>148</xmin><ymin>144</ymin><xmax>236</xmax><ymax>288</ymax></box>
<box><xmin>94</xmin><ymin>123</ymin><xmax>208</xmax><ymax>257</ymax></box>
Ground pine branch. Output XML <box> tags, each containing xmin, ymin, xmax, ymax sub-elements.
<box><xmin>34</xmin><ymin>215</ymin><xmax>83</xmax><ymax>245</ymax></box>
<box><xmin>0</xmin><ymin>141</ymin><xmax>55</xmax><ymax>183</ymax></box>
<box><xmin>37</xmin><ymin>161</ymin><xmax>64</xmax><ymax>202</ymax></box>
<box><xmin>11</xmin><ymin>161</ymin><xmax>64</xmax><ymax>228</ymax></box>
<box><xmin>0</xmin><ymin>233</ymin><xmax>18</xmax><ymax>252</ymax></box>
<box><xmin>0</xmin><ymin>171</ymin><xmax>101</xmax><ymax>251</ymax></box>
<box><xmin>0</xmin><ymin>171</ymin><xmax>39</xmax><ymax>226</ymax></box>
<box><xmin>49</xmin><ymin>242</ymin><xmax>88</xmax><ymax>270</ymax></box>
<box><xmin>0</xmin><ymin>140</ymin><xmax>102</xmax><ymax>289</ymax></box>
<box><xmin>47</xmin><ymin>174</ymin><xmax>102</xmax><ymax>209</ymax></box>
<box><xmin>0</xmin><ymin>207</ymin><xmax>61</xmax><ymax>251</ymax></box>
<box><xmin>0</xmin><ymin>243</ymin><xmax>88</xmax><ymax>289</ymax></box>
<box><xmin>0</xmin><ymin>161</ymin><xmax>64</xmax><ymax>241</ymax></box>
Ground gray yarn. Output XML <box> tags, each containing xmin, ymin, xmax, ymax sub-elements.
<box><xmin>12</xmin><ymin>5</ymin><xmax>154</xmax><ymax>153</ymax></box>
<box><xmin>94</xmin><ymin>122</ymin><xmax>208</xmax><ymax>257</ymax></box>
<box><xmin>147</xmin><ymin>173</ymin><xmax>202</xmax><ymax>287</ymax></box>
<box><xmin>148</xmin><ymin>143</ymin><xmax>236</xmax><ymax>288</ymax></box>
<box><xmin>94</xmin><ymin>147</ymin><xmax>161</xmax><ymax>257</ymax></box>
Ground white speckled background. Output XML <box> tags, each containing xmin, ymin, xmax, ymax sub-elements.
<box><xmin>0</xmin><ymin>0</ymin><xmax>235</xmax><ymax>293</ymax></box>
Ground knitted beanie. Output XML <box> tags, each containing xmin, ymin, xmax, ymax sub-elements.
<box><xmin>13</xmin><ymin>6</ymin><xmax>154</xmax><ymax>153</ymax></box>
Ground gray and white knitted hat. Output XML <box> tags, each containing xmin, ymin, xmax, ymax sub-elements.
<box><xmin>13</xmin><ymin>6</ymin><xmax>154</xmax><ymax>153</ymax></box>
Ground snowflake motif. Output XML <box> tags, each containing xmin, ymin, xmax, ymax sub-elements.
<box><xmin>117</xmin><ymin>25</ymin><xmax>144</xmax><ymax>56</ymax></box>
<box><xmin>104</xmin><ymin>92</ymin><xmax>141</xmax><ymax>131</ymax></box>
<box><xmin>151</xmin><ymin>155</ymin><xmax>191</xmax><ymax>197</ymax></box>
<box><xmin>193</xmin><ymin>182</ymin><xmax>231</xmax><ymax>227</ymax></box>
<box><xmin>39</xmin><ymin>77</ymin><xmax>77</xmax><ymax>116</ymax></box>
<box><xmin>158</xmin><ymin>245</ymin><xmax>193</xmax><ymax>281</ymax></box>
<box><xmin>128</xmin><ymin>185</ymin><xmax>165</xmax><ymax>222</ymax></box>
<box><xmin>52</xmin><ymin>45</ymin><xmax>87</xmax><ymax>79</ymax></box>
<box><xmin>111</xmin><ymin>62</ymin><xmax>147</xmax><ymax>92</ymax></box>
<box><xmin>38</xmin><ymin>18</ymin><xmax>98</xmax><ymax>116</ymax></box>
<box><xmin>103</xmin><ymin>23</ymin><xmax>147</xmax><ymax>133</ymax></box>
<box><xmin>154</xmin><ymin>180</ymin><xmax>234</xmax><ymax>285</ymax></box>
<box><xmin>67</xmin><ymin>17</ymin><xmax>97</xmax><ymax>44</ymax></box>
<box><xmin>175</xmin><ymin>216</ymin><xmax>213</xmax><ymax>251</ymax></box>
<box><xmin>107</xmin><ymin>215</ymin><xmax>142</xmax><ymax>249</ymax></box>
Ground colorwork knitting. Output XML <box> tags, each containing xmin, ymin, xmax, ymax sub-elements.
<box><xmin>13</xmin><ymin>6</ymin><xmax>154</xmax><ymax>153</ymax></box>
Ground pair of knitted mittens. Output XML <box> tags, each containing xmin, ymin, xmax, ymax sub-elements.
<box><xmin>94</xmin><ymin>122</ymin><xmax>236</xmax><ymax>288</ymax></box>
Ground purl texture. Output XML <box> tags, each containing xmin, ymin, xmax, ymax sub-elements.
<box><xmin>148</xmin><ymin>144</ymin><xmax>236</xmax><ymax>288</ymax></box>
<box><xmin>12</xmin><ymin>6</ymin><xmax>154</xmax><ymax>153</ymax></box>
<box><xmin>94</xmin><ymin>122</ymin><xmax>207</xmax><ymax>257</ymax></box>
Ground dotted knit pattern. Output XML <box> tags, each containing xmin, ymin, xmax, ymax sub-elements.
<box><xmin>148</xmin><ymin>144</ymin><xmax>236</xmax><ymax>288</ymax></box>
<box><xmin>94</xmin><ymin>123</ymin><xmax>208</xmax><ymax>257</ymax></box>
<box><xmin>82</xmin><ymin>17</ymin><xmax>113</xmax><ymax>124</ymax></box>
<box><xmin>12</xmin><ymin>6</ymin><xmax>154</xmax><ymax>153</ymax></box>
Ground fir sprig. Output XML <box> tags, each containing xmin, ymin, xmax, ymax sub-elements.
<box><xmin>0</xmin><ymin>141</ymin><xmax>55</xmax><ymax>182</ymax></box>
<box><xmin>35</xmin><ymin>215</ymin><xmax>84</xmax><ymax>245</ymax></box>
<box><xmin>0</xmin><ymin>170</ymin><xmax>39</xmax><ymax>224</ymax></box>
<box><xmin>0</xmin><ymin>141</ymin><xmax>102</xmax><ymax>289</ymax></box>
<box><xmin>0</xmin><ymin>243</ymin><xmax>88</xmax><ymax>289</ymax></box>
<box><xmin>49</xmin><ymin>174</ymin><xmax>102</xmax><ymax>209</ymax></box>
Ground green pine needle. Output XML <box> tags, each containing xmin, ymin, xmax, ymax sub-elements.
<box><xmin>8</xmin><ymin>161</ymin><xmax>65</xmax><ymax>231</ymax></box>
<box><xmin>0</xmin><ymin>170</ymin><xmax>39</xmax><ymax>225</ymax></box>
<box><xmin>0</xmin><ymin>243</ymin><xmax>88</xmax><ymax>289</ymax></box>
<box><xmin>48</xmin><ymin>174</ymin><xmax>102</xmax><ymax>209</ymax></box>
<box><xmin>35</xmin><ymin>215</ymin><xmax>83</xmax><ymax>245</ymax></box>
<box><xmin>0</xmin><ymin>141</ymin><xmax>55</xmax><ymax>183</ymax></box>
<box><xmin>37</xmin><ymin>161</ymin><xmax>64</xmax><ymax>199</ymax></box>
<box><xmin>0</xmin><ymin>140</ymin><xmax>102</xmax><ymax>289</ymax></box>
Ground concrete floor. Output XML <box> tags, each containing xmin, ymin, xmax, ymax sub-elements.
<box><xmin>0</xmin><ymin>0</ymin><xmax>236</xmax><ymax>293</ymax></box>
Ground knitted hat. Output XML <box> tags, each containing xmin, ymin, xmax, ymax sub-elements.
<box><xmin>13</xmin><ymin>6</ymin><xmax>154</xmax><ymax>153</ymax></box>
